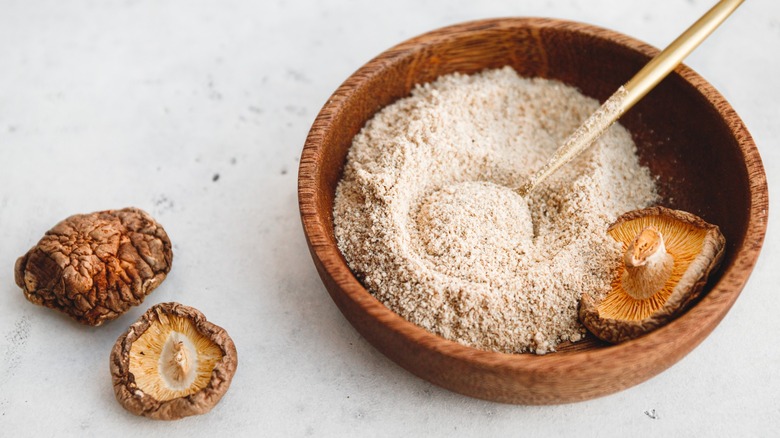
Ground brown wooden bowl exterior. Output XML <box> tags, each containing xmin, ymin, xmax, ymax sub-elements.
<box><xmin>298</xmin><ymin>18</ymin><xmax>768</xmax><ymax>404</ymax></box>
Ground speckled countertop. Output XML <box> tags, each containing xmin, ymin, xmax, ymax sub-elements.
<box><xmin>1</xmin><ymin>0</ymin><xmax>778</xmax><ymax>436</ymax></box>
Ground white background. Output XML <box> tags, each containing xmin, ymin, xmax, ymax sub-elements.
<box><xmin>1</xmin><ymin>0</ymin><xmax>777</xmax><ymax>436</ymax></box>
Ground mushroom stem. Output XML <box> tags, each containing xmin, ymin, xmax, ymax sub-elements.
<box><xmin>169</xmin><ymin>341</ymin><xmax>191</xmax><ymax>383</ymax></box>
<box><xmin>621</xmin><ymin>226</ymin><xmax>674</xmax><ymax>300</ymax></box>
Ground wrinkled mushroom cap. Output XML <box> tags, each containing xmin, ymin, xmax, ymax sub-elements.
<box><xmin>579</xmin><ymin>206</ymin><xmax>726</xmax><ymax>344</ymax></box>
<box><xmin>14</xmin><ymin>207</ymin><xmax>173</xmax><ymax>326</ymax></box>
<box><xmin>110</xmin><ymin>302</ymin><xmax>237</xmax><ymax>420</ymax></box>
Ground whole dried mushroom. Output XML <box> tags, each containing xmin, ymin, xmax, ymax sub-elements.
<box><xmin>110</xmin><ymin>302</ymin><xmax>237</xmax><ymax>420</ymax></box>
<box><xmin>579</xmin><ymin>206</ymin><xmax>725</xmax><ymax>344</ymax></box>
<box><xmin>14</xmin><ymin>208</ymin><xmax>173</xmax><ymax>326</ymax></box>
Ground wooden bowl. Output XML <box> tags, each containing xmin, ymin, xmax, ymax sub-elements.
<box><xmin>298</xmin><ymin>18</ymin><xmax>768</xmax><ymax>404</ymax></box>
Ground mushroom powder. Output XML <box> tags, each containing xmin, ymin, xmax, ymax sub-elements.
<box><xmin>333</xmin><ymin>67</ymin><xmax>658</xmax><ymax>354</ymax></box>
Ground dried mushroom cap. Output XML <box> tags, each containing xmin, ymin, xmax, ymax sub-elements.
<box><xmin>14</xmin><ymin>208</ymin><xmax>172</xmax><ymax>326</ymax></box>
<box><xmin>110</xmin><ymin>302</ymin><xmax>237</xmax><ymax>420</ymax></box>
<box><xmin>579</xmin><ymin>206</ymin><xmax>725</xmax><ymax>344</ymax></box>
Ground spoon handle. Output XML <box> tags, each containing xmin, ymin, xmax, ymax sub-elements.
<box><xmin>621</xmin><ymin>0</ymin><xmax>744</xmax><ymax>112</ymax></box>
<box><xmin>517</xmin><ymin>0</ymin><xmax>744</xmax><ymax>197</ymax></box>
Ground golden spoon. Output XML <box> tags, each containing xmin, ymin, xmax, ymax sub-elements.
<box><xmin>516</xmin><ymin>0</ymin><xmax>744</xmax><ymax>196</ymax></box>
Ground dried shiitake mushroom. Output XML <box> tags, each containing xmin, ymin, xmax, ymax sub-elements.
<box><xmin>14</xmin><ymin>208</ymin><xmax>172</xmax><ymax>326</ymax></box>
<box><xmin>110</xmin><ymin>302</ymin><xmax>237</xmax><ymax>420</ymax></box>
<box><xmin>579</xmin><ymin>206</ymin><xmax>725</xmax><ymax>344</ymax></box>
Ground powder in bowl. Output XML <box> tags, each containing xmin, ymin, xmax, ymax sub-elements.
<box><xmin>415</xmin><ymin>181</ymin><xmax>533</xmax><ymax>284</ymax></box>
<box><xmin>333</xmin><ymin>66</ymin><xmax>658</xmax><ymax>354</ymax></box>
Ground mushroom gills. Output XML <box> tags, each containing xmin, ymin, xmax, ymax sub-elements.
<box><xmin>129</xmin><ymin>313</ymin><xmax>223</xmax><ymax>401</ymax></box>
<box><xmin>597</xmin><ymin>215</ymin><xmax>709</xmax><ymax>321</ymax></box>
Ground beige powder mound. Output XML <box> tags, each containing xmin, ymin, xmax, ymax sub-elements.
<box><xmin>333</xmin><ymin>67</ymin><xmax>658</xmax><ymax>354</ymax></box>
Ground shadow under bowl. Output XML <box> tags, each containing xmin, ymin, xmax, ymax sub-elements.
<box><xmin>298</xmin><ymin>18</ymin><xmax>768</xmax><ymax>404</ymax></box>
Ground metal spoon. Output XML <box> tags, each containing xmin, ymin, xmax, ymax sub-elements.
<box><xmin>516</xmin><ymin>0</ymin><xmax>744</xmax><ymax>197</ymax></box>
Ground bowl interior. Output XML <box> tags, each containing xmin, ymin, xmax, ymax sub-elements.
<box><xmin>299</xmin><ymin>18</ymin><xmax>767</xmax><ymax>403</ymax></box>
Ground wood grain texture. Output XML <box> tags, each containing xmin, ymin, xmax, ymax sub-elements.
<box><xmin>297</xmin><ymin>18</ymin><xmax>768</xmax><ymax>404</ymax></box>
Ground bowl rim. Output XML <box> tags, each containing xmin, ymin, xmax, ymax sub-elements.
<box><xmin>298</xmin><ymin>17</ymin><xmax>768</xmax><ymax>393</ymax></box>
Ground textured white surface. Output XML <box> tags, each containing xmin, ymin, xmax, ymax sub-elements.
<box><xmin>0</xmin><ymin>0</ymin><xmax>778</xmax><ymax>436</ymax></box>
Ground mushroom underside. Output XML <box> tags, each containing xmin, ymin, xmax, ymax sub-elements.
<box><xmin>110</xmin><ymin>302</ymin><xmax>237</xmax><ymax>420</ymax></box>
<box><xmin>579</xmin><ymin>207</ymin><xmax>725</xmax><ymax>344</ymax></box>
